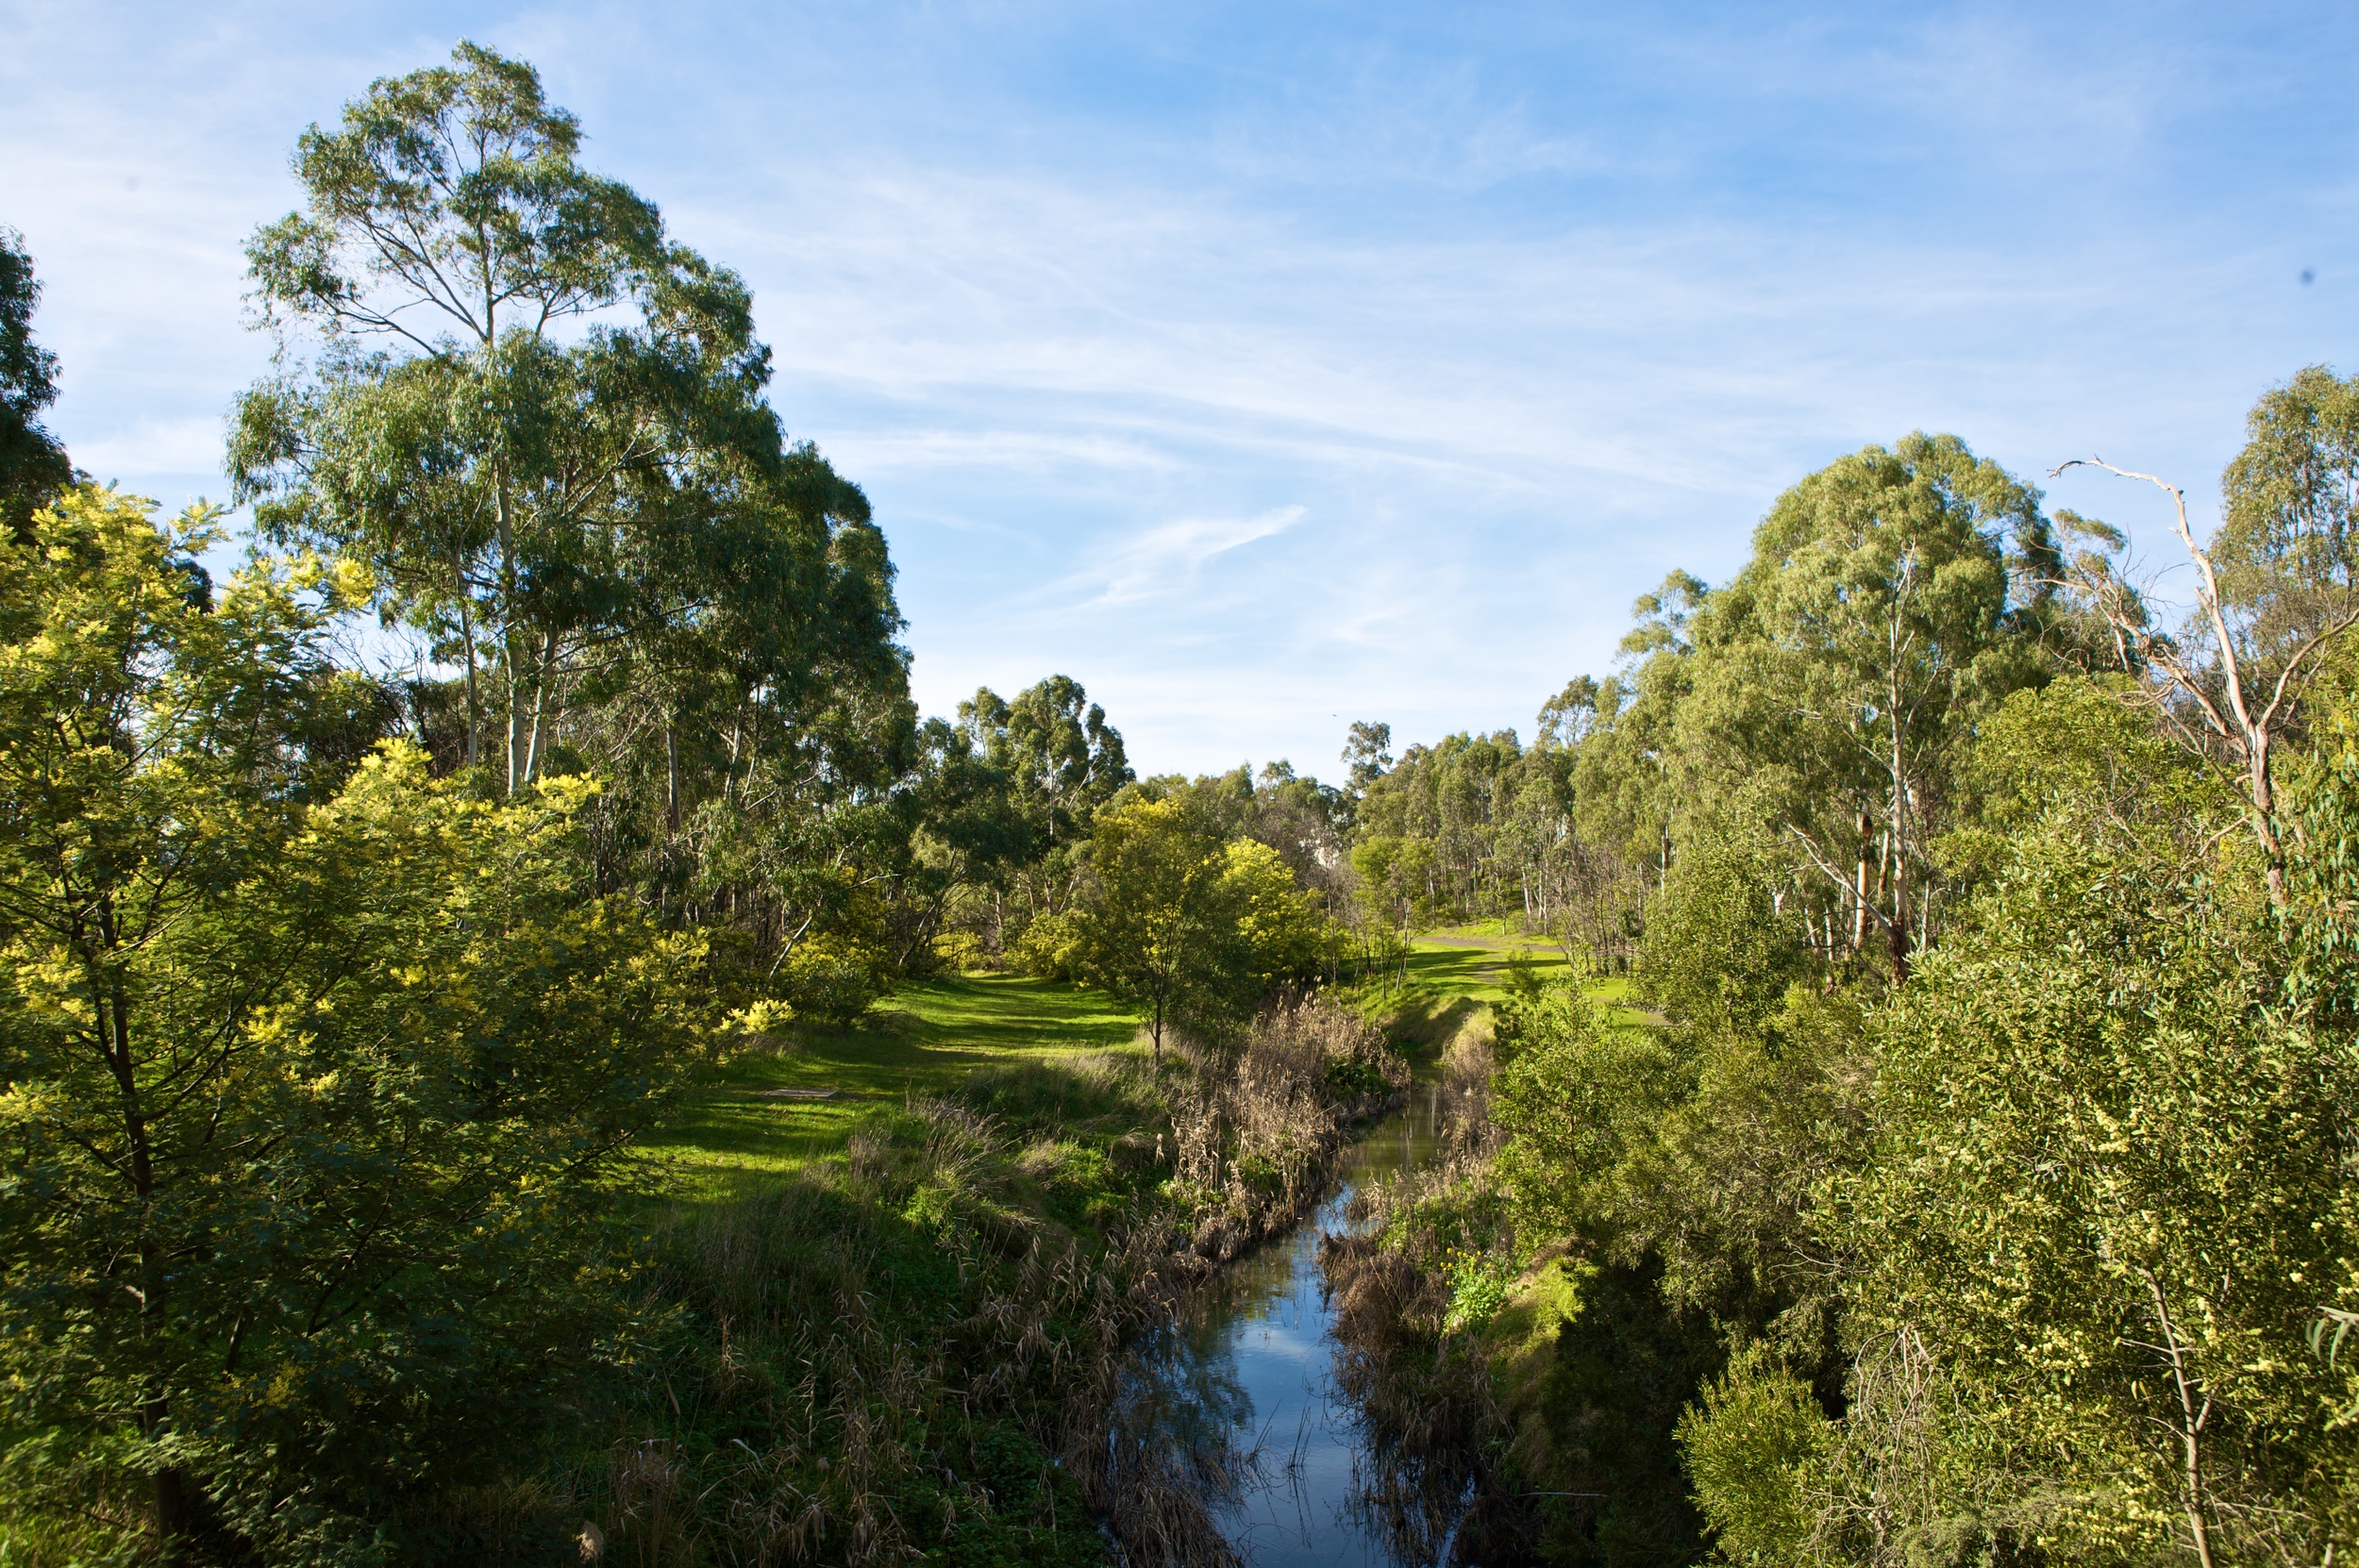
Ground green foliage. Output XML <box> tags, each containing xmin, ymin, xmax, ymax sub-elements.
<box><xmin>1491</xmin><ymin>985</ymin><xmax>1686</xmax><ymax>1247</ymax></box>
<box><xmin>1636</xmin><ymin>829</ymin><xmax>1811</xmax><ymax>1041</ymax></box>
<box><xmin>228</xmin><ymin>42</ymin><xmax>920</xmax><ymax>1026</ymax></box>
<box><xmin>962</xmin><ymin>676</ymin><xmax>1133</xmax><ymax>859</ymax></box>
<box><xmin>0</xmin><ymin>488</ymin><xmax>704</xmax><ymax>1558</ymax></box>
<box><xmin>2217</xmin><ymin>363</ymin><xmax>2359</xmax><ymax>660</ymax></box>
<box><xmin>1009</xmin><ymin>908</ymin><xmax>1087</xmax><ymax>981</ymax></box>
<box><xmin>21</xmin><ymin>58</ymin><xmax>2359</xmax><ymax>1561</ymax></box>
<box><xmin>1677</xmin><ymin>1346</ymin><xmax>1833</xmax><ymax>1568</ymax></box>
<box><xmin>1443</xmin><ymin>1246</ymin><xmax>1518</xmax><ymax>1332</ymax></box>
<box><xmin>1068</xmin><ymin>799</ymin><xmax>1226</xmax><ymax>1059</ymax></box>
<box><xmin>1501</xmin><ymin>947</ymin><xmax>1548</xmax><ymax>1003</ymax></box>
<box><xmin>1218</xmin><ymin>835</ymin><xmax>1331</xmax><ymax>987</ymax></box>
<box><xmin>1938</xmin><ymin>674</ymin><xmax>2217</xmax><ymax>891</ymax></box>
<box><xmin>772</xmin><ymin>928</ymin><xmax>896</xmax><ymax>1025</ymax></box>
<box><xmin>953</xmin><ymin>676</ymin><xmax>1134</xmax><ymax>938</ymax></box>
<box><xmin>0</xmin><ymin>227</ymin><xmax>74</xmax><ymax>541</ymax></box>
<box><xmin>1814</xmin><ymin>773</ymin><xmax>2359</xmax><ymax>1561</ymax></box>
<box><xmin>1061</xmin><ymin>799</ymin><xmax>1329</xmax><ymax>1059</ymax></box>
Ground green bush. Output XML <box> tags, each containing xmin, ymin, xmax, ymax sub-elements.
<box><xmin>776</xmin><ymin>931</ymin><xmax>895</xmax><ymax>1024</ymax></box>
<box><xmin>1008</xmin><ymin>910</ymin><xmax>1086</xmax><ymax>981</ymax></box>
<box><xmin>1677</xmin><ymin>1345</ymin><xmax>1833</xmax><ymax>1567</ymax></box>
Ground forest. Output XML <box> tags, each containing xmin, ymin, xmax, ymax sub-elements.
<box><xmin>2</xmin><ymin>42</ymin><xmax>2355</xmax><ymax>1568</ymax></box>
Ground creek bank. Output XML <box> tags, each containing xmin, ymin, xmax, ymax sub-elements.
<box><xmin>550</xmin><ymin>993</ymin><xmax>1414</xmax><ymax>1568</ymax></box>
<box><xmin>1118</xmin><ymin>1093</ymin><xmax>1459</xmax><ymax>1568</ymax></box>
<box><xmin>1309</xmin><ymin>1006</ymin><xmax>1550</xmax><ymax>1565</ymax></box>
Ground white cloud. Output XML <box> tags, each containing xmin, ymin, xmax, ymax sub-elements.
<box><xmin>7</xmin><ymin>0</ymin><xmax>2358</xmax><ymax>776</ymax></box>
<box><xmin>69</xmin><ymin>417</ymin><xmax>228</xmax><ymax>486</ymax></box>
<box><xmin>1063</xmin><ymin>506</ymin><xmax>1305</xmax><ymax>609</ymax></box>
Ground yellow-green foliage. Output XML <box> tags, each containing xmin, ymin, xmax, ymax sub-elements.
<box><xmin>0</xmin><ymin>488</ymin><xmax>706</xmax><ymax>1559</ymax></box>
<box><xmin>1676</xmin><ymin>1347</ymin><xmax>1833</xmax><ymax>1568</ymax></box>
<box><xmin>1011</xmin><ymin>907</ymin><xmax>1087</xmax><ymax>980</ymax></box>
<box><xmin>1218</xmin><ymin>836</ymin><xmax>1330</xmax><ymax>986</ymax></box>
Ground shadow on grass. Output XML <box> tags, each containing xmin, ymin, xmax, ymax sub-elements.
<box><xmin>636</xmin><ymin>973</ymin><xmax>1147</xmax><ymax>1200</ymax></box>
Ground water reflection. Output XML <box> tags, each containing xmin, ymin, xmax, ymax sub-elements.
<box><xmin>1116</xmin><ymin>1095</ymin><xmax>1447</xmax><ymax>1567</ymax></box>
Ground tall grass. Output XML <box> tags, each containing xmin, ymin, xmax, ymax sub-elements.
<box><xmin>447</xmin><ymin>995</ymin><xmax>1417</xmax><ymax>1567</ymax></box>
<box><xmin>1317</xmin><ymin>1009</ymin><xmax>1534</xmax><ymax>1565</ymax></box>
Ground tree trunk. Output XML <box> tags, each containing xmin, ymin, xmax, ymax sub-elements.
<box><xmin>1852</xmin><ymin>811</ymin><xmax>1871</xmax><ymax>958</ymax></box>
<box><xmin>458</xmin><ymin>595</ymin><xmax>481</xmax><ymax>771</ymax></box>
<box><xmin>95</xmin><ymin>900</ymin><xmax>189</xmax><ymax>1552</ymax></box>
<box><xmin>666</xmin><ymin>719</ymin><xmax>680</xmax><ymax>838</ymax></box>
<box><xmin>494</xmin><ymin>461</ymin><xmax>522</xmax><ymax>795</ymax></box>
<box><xmin>522</xmin><ymin>628</ymin><xmax>556</xmax><ymax>785</ymax></box>
<box><xmin>2248</xmin><ymin>732</ymin><xmax>2287</xmax><ymax>909</ymax></box>
<box><xmin>1888</xmin><ymin>676</ymin><xmax>1913</xmax><ymax>983</ymax></box>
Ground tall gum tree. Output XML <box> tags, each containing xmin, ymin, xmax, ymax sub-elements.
<box><xmin>1679</xmin><ymin>434</ymin><xmax>2058</xmax><ymax>979</ymax></box>
<box><xmin>958</xmin><ymin>676</ymin><xmax>1132</xmax><ymax>922</ymax></box>
<box><xmin>2055</xmin><ymin>367</ymin><xmax>2359</xmax><ymax>908</ymax></box>
<box><xmin>229</xmin><ymin>42</ymin><xmax>794</xmax><ymax>795</ymax></box>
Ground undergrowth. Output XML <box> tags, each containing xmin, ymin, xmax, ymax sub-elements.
<box><xmin>416</xmin><ymin>995</ymin><xmax>1410</xmax><ymax>1568</ymax></box>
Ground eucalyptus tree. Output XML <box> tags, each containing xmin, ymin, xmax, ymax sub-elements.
<box><xmin>888</xmin><ymin>715</ymin><xmax>1029</xmax><ymax>968</ymax></box>
<box><xmin>1342</xmin><ymin>719</ymin><xmax>1394</xmax><ymax>797</ymax></box>
<box><xmin>0</xmin><ymin>227</ymin><xmax>73</xmax><ymax>539</ymax></box>
<box><xmin>957</xmin><ymin>675</ymin><xmax>1132</xmax><ymax>922</ymax></box>
<box><xmin>1720</xmin><ymin>682</ymin><xmax>2359</xmax><ymax>1567</ymax></box>
<box><xmin>1679</xmin><ymin>435</ymin><xmax>2057</xmax><ymax>977</ymax></box>
<box><xmin>2054</xmin><ymin>366</ymin><xmax>2359</xmax><ymax>907</ymax></box>
<box><xmin>229</xmin><ymin>42</ymin><xmax>811</xmax><ymax>796</ymax></box>
<box><xmin>1574</xmin><ymin>573</ymin><xmax>1707</xmax><ymax>900</ymax></box>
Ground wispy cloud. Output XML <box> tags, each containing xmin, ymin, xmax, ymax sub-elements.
<box><xmin>1061</xmin><ymin>506</ymin><xmax>1305</xmax><ymax>608</ymax></box>
<box><xmin>69</xmin><ymin>417</ymin><xmax>233</xmax><ymax>488</ymax></box>
<box><xmin>8</xmin><ymin>0</ymin><xmax>2358</xmax><ymax>773</ymax></box>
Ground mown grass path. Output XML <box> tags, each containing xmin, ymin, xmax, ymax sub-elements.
<box><xmin>1384</xmin><ymin>925</ymin><xmax>1654</xmax><ymax>1027</ymax></box>
<box><xmin>638</xmin><ymin>973</ymin><xmax>1146</xmax><ymax>1198</ymax></box>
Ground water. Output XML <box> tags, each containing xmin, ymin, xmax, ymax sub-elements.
<box><xmin>1121</xmin><ymin>1093</ymin><xmax>1450</xmax><ymax>1567</ymax></box>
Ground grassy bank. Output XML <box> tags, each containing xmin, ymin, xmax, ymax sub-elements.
<box><xmin>638</xmin><ymin>974</ymin><xmax>1146</xmax><ymax>1198</ymax></box>
<box><xmin>509</xmin><ymin>980</ymin><xmax>1422</xmax><ymax>1568</ymax></box>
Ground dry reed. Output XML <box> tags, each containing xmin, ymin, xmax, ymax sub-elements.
<box><xmin>553</xmin><ymin>994</ymin><xmax>1409</xmax><ymax>1567</ymax></box>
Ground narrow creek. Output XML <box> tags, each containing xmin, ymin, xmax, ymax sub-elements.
<box><xmin>1119</xmin><ymin>1092</ymin><xmax>1450</xmax><ymax>1566</ymax></box>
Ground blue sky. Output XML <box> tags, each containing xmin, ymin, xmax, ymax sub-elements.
<box><xmin>5</xmin><ymin>1</ymin><xmax>2355</xmax><ymax>776</ymax></box>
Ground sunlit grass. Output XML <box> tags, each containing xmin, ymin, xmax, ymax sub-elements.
<box><xmin>638</xmin><ymin>936</ymin><xmax>1657</xmax><ymax>1203</ymax></box>
<box><xmin>1355</xmin><ymin>926</ymin><xmax>1654</xmax><ymax>1029</ymax></box>
<box><xmin>636</xmin><ymin>972</ymin><xmax>1146</xmax><ymax>1199</ymax></box>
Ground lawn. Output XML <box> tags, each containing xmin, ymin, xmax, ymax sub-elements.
<box><xmin>1401</xmin><ymin>924</ymin><xmax>1576</xmax><ymax>1002</ymax></box>
<box><xmin>1370</xmin><ymin>925</ymin><xmax>1656</xmax><ymax>1027</ymax></box>
<box><xmin>637</xmin><ymin>937</ymin><xmax>1653</xmax><ymax>1199</ymax></box>
<box><xmin>636</xmin><ymin>971</ymin><xmax>1146</xmax><ymax>1198</ymax></box>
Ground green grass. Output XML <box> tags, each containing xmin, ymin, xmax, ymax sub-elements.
<box><xmin>1353</xmin><ymin>925</ymin><xmax>1655</xmax><ymax>1031</ymax></box>
<box><xmin>1402</xmin><ymin>925</ymin><xmax>1575</xmax><ymax>1002</ymax></box>
<box><xmin>640</xmin><ymin>941</ymin><xmax>1654</xmax><ymax>1200</ymax></box>
<box><xmin>638</xmin><ymin>972</ymin><xmax>1146</xmax><ymax>1197</ymax></box>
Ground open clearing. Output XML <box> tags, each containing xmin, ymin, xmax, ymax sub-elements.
<box><xmin>638</xmin><ymin>937</ymin><xmax>1647</xmax><ymax>1199</ymax></box>
<box><xmin>636</xmin><ymin>972</ymin><xmax>1146</xmax><ymax>1199</ymax></box>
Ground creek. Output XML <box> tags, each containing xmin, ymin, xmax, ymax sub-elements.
<box><xmin>1117</xmin><ymin>1091</ymin><xmax>1451</xmax><ymax>1567</ymax></box>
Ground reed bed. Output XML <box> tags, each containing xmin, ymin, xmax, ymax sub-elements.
<box><xmin>444</xmin><ymin>994</ymin><xmax>1414</xmax><ymax>1567</ymax></box>
<box><xmin>1316</xmin><ymin>1013</ymin><xmax>1538</xmax><ymax>1566</ymax></box>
